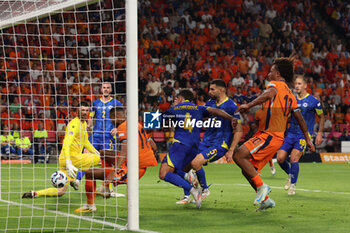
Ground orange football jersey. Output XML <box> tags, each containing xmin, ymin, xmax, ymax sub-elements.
<box><xmin>117</xmin><ymin>121</ymin><xmax>158</xmax><ymax>168</ymax></box>
<box><xmin>258</xmin><ymin>81</ymin><xmax>299</xmax><ymax>139</ymax></box>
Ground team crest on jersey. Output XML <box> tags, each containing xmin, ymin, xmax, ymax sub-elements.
<box><xmin>303</xmin><ymin>103</ymin><xmax>308</xmax><ymax>107</ymax></box>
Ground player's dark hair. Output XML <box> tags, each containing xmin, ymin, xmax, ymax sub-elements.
<box><xmin>80</xmin><ymin>101</ymin><xmax>90</xmax><ymax>107</ymax></box>
<box><xmin>273</xmin><ymin>57</ymin><xmax>294</xmax><ymax>83</ymax></box>
<box><xmin>210</xmin><ymin>79</ymin><xmax>226</xmax><ymax>89</ymax></box>
<box><xmin>178</xmin><ymin>89</ymin><xmax>194</xmax><ymax>102</ymax></box>
<box><xmin>110</xmin><ymin>106</ymin><xmax>125</xmax><ymax>116</ymax></box>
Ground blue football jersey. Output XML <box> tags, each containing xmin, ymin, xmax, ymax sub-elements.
<box><xmin>164</xmin><ymin>101</ymin><xmax>209</xmax><ymax>148</ymax></box>
<box><xmin>91</xmin><ymin>98</ymin><xmax>122</xmax><ymax>135</ymax></box>
<box><xmin>288</xmin><ymin>94</ymin><xmax>323</xmax><ymax>136</ymax></box>
<box><xmin>200</xmin><ymin>98</ymin><xmax>240</xmax><ymax>149</ymax></box>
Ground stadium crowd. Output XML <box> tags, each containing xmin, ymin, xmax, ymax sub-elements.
<box><xmin>0</xmin><ymin>0</ymin><xmax>350</xmax><ymax>159</ymax></box>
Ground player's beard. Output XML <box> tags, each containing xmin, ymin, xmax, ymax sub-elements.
<box><xmin>81</xmin><ymin>113</ymin><xmax>88</xmax><ymax>121</ymax></box>
<box><xmin>103</xmin><ymin>93</ymin><xmax>110</xmax><ymax>98</ymax></box>
<box><xmin>209</xmin><ymin>93</ymin><xmax>217</xmax><ymax>100</ymax></box>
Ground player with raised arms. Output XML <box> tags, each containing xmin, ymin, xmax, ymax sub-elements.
<box><xmin>277</xmin><ymin>75</ymin><xmax>324</xmax><ymax>195</ymax></box>
<box><xmin>159</xmin><ymin>90</ymin><xmax>237</xmax><ymax>208</ymax></box>
<box><xmin>233</xmin><ymin>57</ymin><xmax>315</xmax><ymax>211</ymax></box>
<box><xmin>74</xmin><ymin>106</ymin><xmax>158</xmax><ymax>212</ymax></box>
<box><xmin>22</xmin><ymin>101</ymin><xmax>101</xmax><ymax>198</ymax></box>
<box><xmin>72</xmin><ymin>82</ymin><xmax>122</xmax><ymax>189</ymax></box>
<box><xmin>176</xmin><ymin>80</ymin><xmax>243</xmax><ymax>204</ymax></box>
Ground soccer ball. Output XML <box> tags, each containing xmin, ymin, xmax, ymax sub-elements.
<box><xmin>51</xmin><ymin>171</ymin><xmax>67</xmax><ymax>188</ymax></box>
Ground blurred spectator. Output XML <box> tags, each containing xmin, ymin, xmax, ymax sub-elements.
<box><xmin>11</xmin><ymin>123</ymin><xmax>20</xmax><ymax>139</ymax></box>
<box><xmin>323</xmin><ymin>113</ymin><xmax>333</xmax><ymax>132</ymax></box>
<box><xmin>158</xmin><ymin>97</ymin><xmax>170</xmax><ymax>112</ymax></box>
<box><xmin>14</xmin><ymin>130</ymin><xmax>33</xmax><ymax>159</ymax></box>
<box><xmin>0</xmin><ymin>126</ymin><xmax>16</xmax><ymax>156</ymax></box>
<box><xmin>145</xmin><ymin>73</ymin><xmax>162</xmax><ymax>104</ymax></box>
<box><xmin>334</xmin><ymin>106</ymin><xmax>345</xmax><ymax>124</ymax></box>
<box><xmin>163</xmin><ymin>81</ymin><xmax>174</xmax><ymax>97</ymax></box>
<box><xmin>339</xmin><ymin>128</ymin><xmax>350</xmax><ymax>141</ymax></box>
<box><xmin>345</xmin><ymin>108</ymin><xmax>350</xmax><ymax>124</ymax></box>
<box><xmin>326</xmin><ymin>124</ymin><xmax>342</xmax><ymax>152</ymax></box>
<box><xmin>9</xmin><ymin>96</ymin><xmax>21</xmax><ymax>114</ymax></box>
<box><xmin>34</xmin><ymin>122</ymin><xmax>48</xmax><ymax>159</ymax></box>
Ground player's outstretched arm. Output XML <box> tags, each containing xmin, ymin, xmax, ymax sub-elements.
<box><xmin>149</xmin><ymin>138</ymin><xmax>157</xmax><ymax>153</ymax></box>
<box><xmin>292</xmin><ymin>110</ymin><xmax>316</xmax><ymax>152</ymax></box>
<box><xmin>316</xmin><ymin>113</ymin><xmax>325</xmax><ymax>145</ymax></box>
<box><xmin>207</xmin><ymin>107</ymin><xmax>234</xmax><ymax>121</ymax></box>
<box><xmin>225</xmin><ymin>122</ymin><xmax>243</xmax><ymax>162</ymax></box>
<box><xmin>237</xmin><ymin>87</ymin><xmax>277</xmax><ymax>113</ymax></box>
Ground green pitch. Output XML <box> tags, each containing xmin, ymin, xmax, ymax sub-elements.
<box><xmin>1</xmin><ymin>163</ymin><xmax>350</xmax><ymax>233</ymax></box>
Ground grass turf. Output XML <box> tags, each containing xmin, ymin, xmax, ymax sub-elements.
<box><xmin>0</xmin><ymin>163</ymin><xmax>349</xmax><ymax>232</ymax></box>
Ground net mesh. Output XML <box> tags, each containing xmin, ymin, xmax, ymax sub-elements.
<box><xmin>0</xmin><ymin>0</ymin><xmax>127</xmax><ymax>231</ymax></box>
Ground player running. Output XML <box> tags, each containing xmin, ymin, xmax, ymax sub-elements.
<box><xmin>255</xmin><ymin>108</ymin><xmax>276</xmax><ymax>175</ymax></box>
<box><xmin>176</xmin><ymin>80</ymin><xmax>243</xmax><ymax>204</ymax></box>
<box><xmin>159</xmin><ymin>90</ymin><xmax>236</xmax><ymax>208</ymax></box>
<box><xmin>74</xmin><ymin>106</ymin><xmax>158</xmax><ymax>213</ymax></box>
<box><xmin>72</xmin><ymin>82</ymin><xmax>122</xmax><ymax>190</ymax></box>
<box><xmin>277</xmin><ymin>75</ymin><xmax>324</xmax><ymax>195</ymax></box>
<box><xmin>22</xmin><ymin>101</ymin><xmax>101</xmax><ymax>198</ymax></box>
<box><xmin>233</xmin><ymin>57</ymin><xmax>315</xmax><ymax>211</ymax></box>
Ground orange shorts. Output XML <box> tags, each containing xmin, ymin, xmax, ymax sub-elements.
<box><xmin>104</xmin><ymin>163</ymin><xmax>147</xmax><ymax>186</ymax></box>
<box><xmin>244</xmin><ymin>132</ymin><xmax>283</xmax><ymax>172</ymax></box>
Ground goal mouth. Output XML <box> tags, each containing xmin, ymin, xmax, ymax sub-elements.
<box><xmin>0</xmin><ymin>0</ymin><xmax>141</xmax><ymax>231</ymax></box>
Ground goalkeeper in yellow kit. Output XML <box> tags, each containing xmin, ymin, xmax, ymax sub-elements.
<box><xmin>22</xmin><ymin>101</ymin><xmax>100</xmax><ymax>198</ymax></box>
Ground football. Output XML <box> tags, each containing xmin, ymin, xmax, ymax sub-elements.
<box><xmin>50</xmin><ymin>171</ymin><xmax>67</xmax><ymax>188</ymax></box>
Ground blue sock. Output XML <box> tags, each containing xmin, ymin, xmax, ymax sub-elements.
<box><xmin>175</xmin><ymin>170</ymin><xmax>190</xmax><ymax>196</ymax></box>
<box><xmin>196</xmin><ymin>168</ymin><xmax>208</xmax><ymax>189</ymax></box>
<box><xmin>176</xmin><ymin>169</ymin><xmax>186</xmax><ymax>179</ymax></box>
<box><xmin>76</xmin><ymin>171</ymin><xmax>85</xmax><ymax>181</ymax></box>
<box><xmin>278</xmin><ymin>160</ymin><xmax>290</xmax><ymax>175</ymax></box>
<box><xmin>164</xmin><ymin>172</ymin><xmax>192</xmax><ymax>193</ymax></box>
<box><xmin>290</xmin><ymin>162</ymin><xmax>299</xmax><ymax>184</ymax></box>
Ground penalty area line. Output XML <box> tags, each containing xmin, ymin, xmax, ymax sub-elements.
<box><xmin>0</xmin><ymin>199</ymin><xmax>159</xmax><ymax>233</ymax></box>
<box><xmin>140</xmin><ymin>183</ymin><xmax>350</xmax><ymax>195</ymax></box>
<box><xmin>230</xmin><ymin>183</ymin><xmax>350</xmax><ymax>195</ymax></box>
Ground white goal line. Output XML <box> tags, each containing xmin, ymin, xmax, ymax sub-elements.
<box><xmin>0</xmin><ymin>199</ymin><xmax>159</xmax><ymax>233</ymax></box>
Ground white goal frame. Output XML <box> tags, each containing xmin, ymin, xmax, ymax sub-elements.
<box><xmin>0</xmin><ymin>0</ymin><xmax>139</xmax><ymax>231</ymax></box>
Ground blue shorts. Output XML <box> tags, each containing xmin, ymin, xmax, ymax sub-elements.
<box><xmin>198</xmin><ymin>143</ymin><xmax>227</xmax><ymax>163</ymax></box>
<box><xmin>280</xmin><ymin>134</ymin><xmax>306</xmax><ymax>154</ymax></box>
<box><xmin>89</xmin><ymin>134</ymin><xmax>115</xmax><ymax>151</ymax></box>
<box><xmin>162</xmin><ymin>142</ymin><xmax>198</xmax><ymax>170</ymax></box>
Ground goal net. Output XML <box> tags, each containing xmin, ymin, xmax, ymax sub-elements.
<box><xmin>0</xmin><ymin>0</ymin><xmax>139</xmax><ymax>231</ymax></box>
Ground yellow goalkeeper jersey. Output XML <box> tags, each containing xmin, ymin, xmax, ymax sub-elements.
<box><xmin>60</xmin><ymin>117</ymin><xmax>96</xmax><ymax>160</ymax></box>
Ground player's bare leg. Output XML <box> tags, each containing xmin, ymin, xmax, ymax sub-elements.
<box><xmin>233</xmin><ymin>145</ymin><xmax>271</xmax><ymax>206</ymax></box>
<box><xmin>74</xmin><ymin>168</ymin><xmax>113</xmax><ymax>213</ymax></box>
<box><xmin>288</xmin><ymin>149</ymin><xmax>303</xmax><ymax>195</ymax></box>
<box><xmin>277</xmin><ymin>150</ymin><xmax>292</xmax><ymax>190</ymax></box>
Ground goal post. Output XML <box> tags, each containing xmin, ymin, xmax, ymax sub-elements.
<box><xmin>0</xmin><ymin>0</ymin><xmax>140</xmax><ymax>231</ymax></box>
<box><xmin>126</xmin><ymin>0</ymin><xmax>139</xmax><ymax>231</ymax></box>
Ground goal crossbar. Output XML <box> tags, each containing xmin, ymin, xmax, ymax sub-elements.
<box><xmin>0</xmin><ymin>0</ymin><xmax>100</xmax><ymax>29</ymax></box>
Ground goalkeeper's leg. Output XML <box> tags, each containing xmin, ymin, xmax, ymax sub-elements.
<box><xmin>70</xmin><ymin>153</ymin><xmax>100</xmax><ymax>190</ymax></box>
<box><xmin>22</xmin><ymin>183</ymin><xmax>68</xmax><ymax>198</ymax></box>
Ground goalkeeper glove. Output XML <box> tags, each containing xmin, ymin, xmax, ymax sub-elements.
<box><xmin>66</xmin><ymin>159</ymin><xmax>78</xmax><ymax>179</ymax></box>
